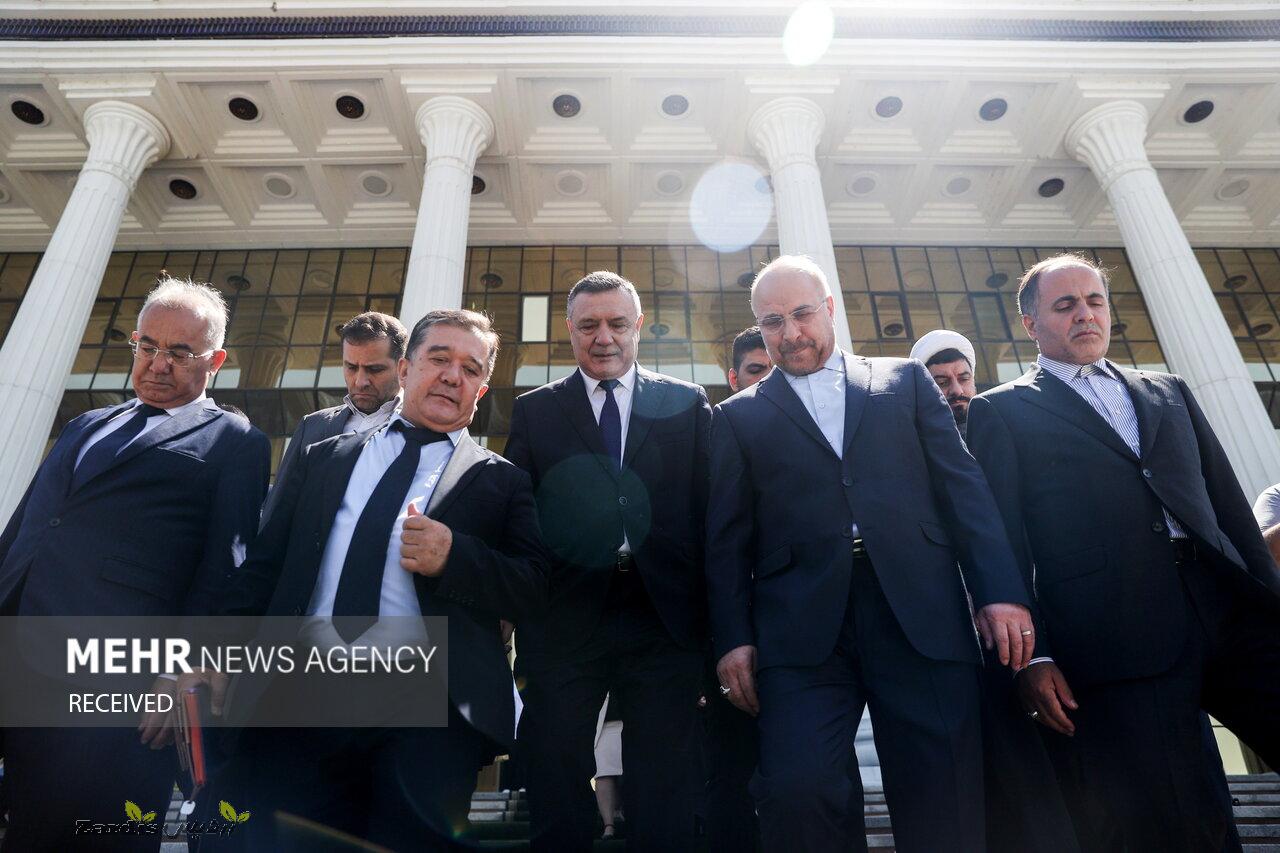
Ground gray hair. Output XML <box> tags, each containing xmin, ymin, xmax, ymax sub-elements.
<box><xmin>566</xmin><ymin>270</ymin><xmax>642</xmax><ymax>319</ymax></box>
<box><xmin>138</xmin><ymin>277</ymin><xmax>229</xmax><ymax>350</ymax></box>
<box><xmin>750</xmin><ymin>255</ymin><xmax>831</xmax><ymax>307</ymax></box>
<box><xmin>1016</xmin><ymin>254</ymin><xmax>1110</xmax><ymax>319</ymax></box>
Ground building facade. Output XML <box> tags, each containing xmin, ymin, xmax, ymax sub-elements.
<box><xmin>2</xmin><ymin>0</ymin><xmax>1279</xmax><ymax>771</ymax></box>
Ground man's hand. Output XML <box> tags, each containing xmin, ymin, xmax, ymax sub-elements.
<box><xmin>138</xmin><ymin>676</ymin><xmax>177</xmax><ymax>749</ymax></box>
<box><xmin>175</xmin><ymin>669</ymin><xmax>232</xmax><ymax>717</ymax></box>
<box><xmin>975</xmin><ymin>602</ymin><xmax>1035</xmax><ymax>671</ymax></box>
<box><xmin>1017</xmin><ymin>662</ymin><xmax>1078</xmax><ymax>736</ymax></box>
<box><xmin>716</xmin><ymin>645</ymin><xmax>760</xmax><ymax>717</ymax></box>
<box><xmin>400</xmin><ymin>502</ymin><xmax>452</xmax><ymax>577</ymax></box>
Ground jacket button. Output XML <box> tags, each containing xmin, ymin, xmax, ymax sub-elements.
<box><xmin>842</xmin><ymin>528</ymin><xmax>853</xmax><ymax>539</ymax></box>
<box><xmin>1152</xmin><ymin>521</ymin><xmax>1165</xmax><ymax>533</ymax></box>
<box><xmin>1142</xmin><ymin>468</ymin><xmax>1153</xmax><ymax>479</ymax></box>
<box><xmin>842</xmin><ymin>477</ymin><xmax>853</xmax><ymax>487</ymax></box>
<box><xmin>48</xmin><ymin>518</ymin><xmax>60</xmax><ymax>528</ymax></box>
<box><xmin>292</xmin><ymin>606</ymin><xmax>303</xmax><ymax>616</ymax></box>
<box><xmin>618</xmin><ymin>496</ymin><xmax>629</xmax><ymax>506</ymax></box>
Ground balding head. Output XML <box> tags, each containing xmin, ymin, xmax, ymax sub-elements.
<box><xmin>750</xmin><ymin>255</ymin><xmax>836</xmax><ymax>376</ymax></box>
<box><xmin>1017</xmin><ymin>254</ymin><xmax>1109</xmax><ymax>319</ymax></box>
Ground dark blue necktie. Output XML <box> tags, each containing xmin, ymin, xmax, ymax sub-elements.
<box><xmin>70</xmin><ymin>403</ymin><xmax>166</xmax><ymax>493</ymax></box>
<box><xmin>331</xmin><ymin>420</ymin><xmax>450</xmax><ymax>642</ymax></box>
<box><xmin>599</xmin><ymin>378</ymin><xmax>622</xmax><ymax>470</ymax></box>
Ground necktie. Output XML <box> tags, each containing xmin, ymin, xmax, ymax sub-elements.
<box><xmin>1077</xmin><ymin>364</ymin><xmax>1103</xmax><ymax>379</ymax></box>
<box><xmin>70</xmin><ymin>403</ymin><xmax>166</xmax><ymax>493</ymax></box>
<box><xmin>331</xmin><ymin>420</ymin><xmax>450</xmax><ymax>642</ymax></box>
<box><xmin>599</xmin><ymin>379</ymin><xmax>622</xmax><ymax>470</ymax></box>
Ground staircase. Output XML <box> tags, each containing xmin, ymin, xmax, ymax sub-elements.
<box><xmin>464</xmin><ymin>773</ymin><xmax>1280</xmax><ymax>852</ymax></box>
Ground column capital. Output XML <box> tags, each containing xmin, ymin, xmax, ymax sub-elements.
<box><xmin>414</xmin><ymin>96</ymin><xmax>495</xmax><ymax>168</ymax></box>
<box><xmin>748</xmin><ymin>96</ymin><xmax>825</xmax><ymax>172</ymax></box>
<box><xmin>81</xmin><ymin>101</ymin><xmax>170</xmax><ymax>191</ymax></box>
<box><xmin>1065</xmin><ymin>99</ymin><xmax>1152</xmax><ymax>190</ymax></box>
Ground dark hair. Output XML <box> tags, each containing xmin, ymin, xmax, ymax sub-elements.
<box><xmin>566</xmin><ymin>270</ymin><xmax>642</xmax><ymax>318</ymax></box>
<box><xmin>924</xmin><ymin>347</ymin><xmax>972</xmax><ymax>369</ymax></box>
<box><xmin>731</xmin><ymin>326</ymin><xmax>767</xmax><ymax>372</ymax></box>
<box><xmin>405</xmin><ymin>309</ymin><xmax>501</xmax><ymax>377</ymax></box>
<box><xmin>218</xmin><ymin>403</ymin><xmax>249</xmax><ymax>422</ymax></box>
<box><xmin>339</xmin><ymin>311</ymin><xmax>409</xmax><ymax>360</ymax></box>
<box><xmin>1016</xmin><ymin>254</ymin><xmax>1110</xmax><ymax>319</ymax></box>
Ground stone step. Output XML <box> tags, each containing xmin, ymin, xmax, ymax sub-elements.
<box><xmin>1236</xmin><ymin>795</ymin><xmax>1280</xmax><ymax>804</ymax></box>
<box><xmin>1234</xmin><ymin>806</ymin><xmax>1280</xmax><ymax>822</ymax></box>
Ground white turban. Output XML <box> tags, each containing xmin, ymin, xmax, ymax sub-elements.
<box><xmin>910</xmin><ymin>329</ymin><xmax>976</xmax><ymax>369</ymax></box>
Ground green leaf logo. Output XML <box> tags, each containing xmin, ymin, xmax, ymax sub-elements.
<box><xmin>219</xmin><ymin>800</ymin><xmax>239</xmax><ymax>822</ymax></box>
<box><xmin>237</xmin><ymin>811</ymin><xmax>251</xmax><ymax>823</ymax></box>
<box><xmin>124</xmin><ymin>801</ymin><xmax>142</xmax><ymax>822</ymax></box>
<box><xmin>142</xmin><ymin>811</ymin><xmax>157</xmax><ymax>824</ymax></box>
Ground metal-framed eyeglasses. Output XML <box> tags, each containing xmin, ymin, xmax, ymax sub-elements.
<box><xmin>129</xmin><ymin>340</ymin><xmax>216</xmax><ymax>369</ymax></box>
<box><xmin>756</xmin><ymin>304</ymin><xmax>822</xmax><ymax>335</ymax></box>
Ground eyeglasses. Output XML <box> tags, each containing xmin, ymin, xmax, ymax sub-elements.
<box><xmin>756</xmin><ymin>304</ymin><xmax>821</xmax><ymax>335</ymax></box>
<box><xmin>129</xmin><ymin>341</ymin><xmax>215</xmax><ymax>369</ymax></box>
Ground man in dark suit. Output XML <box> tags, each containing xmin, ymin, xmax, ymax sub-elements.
<box><xmin>187</xmin><ymin>309</ymin><xmax>547</xmax><ymax>851</ymax></box>
<box><xmin>260</xmin><ymin>311</ymin><xmax>407</xmax><ymax>523</ymax></box>
<box><xmin>707</xmin><ymin>255</ymin><xmax>1034</xmax><ymax>853</ymax></box>
<box><xmin>967</xmin><ymin>254</ymin><xmax>1280</xmax><ymax>852</ymax></box>
<box><xmin>0</xmin><ymin>277</ymin><xmax>271</xmax><ymax>852</ymax></box>
<box><xmin>505</xmin><ymin>271</ymin><xmax>711</xmax><ymax>853</ymax></box>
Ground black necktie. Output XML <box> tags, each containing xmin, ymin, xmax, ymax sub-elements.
<box><xmin>70</xmin><ymin>403</ymin><xmax>166</xmax><ymax>493</ymax></box>
<box><xmin>599</xmin><ymin>379</ymin><xmax>622</xmax><ymax>470</ymax></box>
<box><xmin>331</xmin><ymin>420</ymin><xmax>450</xmax><ymax>642</ymax></box>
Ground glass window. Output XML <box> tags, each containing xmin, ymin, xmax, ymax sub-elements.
<box><xmin>521</xmin><ymin>295</ymin><xmax>549</xmax><ymax>342</ymax></box>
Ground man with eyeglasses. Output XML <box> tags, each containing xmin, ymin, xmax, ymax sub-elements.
<box><xmin>0</xmin><ymin>276</ymin><xmax>270</xmax><ymax>851</ymax></box>
<box><xmin>705</xmin><ymin>255</ymin><xmax>1033</xmax><ymax>853</ymax></box>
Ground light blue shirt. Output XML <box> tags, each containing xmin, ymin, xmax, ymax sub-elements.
<box><xmin>305</xmin><ymin>414</ymin><xmax>465</xmax><ymax>634</ymax></box>
<box><xmin>75</xmin><ymin>394</ymin><xmax>208</xmax><ymax>467</ymax></box>
<box><xmin>781</xmin><ymin>349</ymin><xmax>859</xmax><ymax>538</ymax></box>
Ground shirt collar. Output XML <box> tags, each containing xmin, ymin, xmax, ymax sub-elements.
<box><xmin>137</xmin><ymin>393</ymin><xmax>206</xmax><ymax>417</ymax></box>
<box><xmin>579</xmin><ymin>362</ymin><xmax>637</xmax><ymax>396</ymax></box>
<box><xmin>386</xmin><ymin>412</ymin><xmax>465</xmax><ymax>447</ymax></box>
<box><xmin>343</xmin><ymin>390</ymin><xmax>402</xmax><ymax>420</ymax></box>
<box><xmin>780</xmin><ymin>348</ymin><xmax>845</xmax><ymax>382</ymax></box>
<box><xmin>1037</xmin><ymin>354</ymin><xmax>1117</xmax><ymax>382</ymax></box>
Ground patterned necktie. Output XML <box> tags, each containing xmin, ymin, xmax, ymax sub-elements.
<box><xmin>70</xmin><ymin>403</ymin><xmax>167</xmax><ymax>493</ymax></box>
<box><xmin>1077</xmin><ymin>364</ymin><xmax>1103</xmax><ymax>379</ymax></box>
<box><xmin>331</xmin><ymin>420</ymin><xmax>450</xmax><ymax>642</ymax></box>
<box><xmin>599</xmin><ymin>378</ymin><xmax>622</xmax><ymax>470</ymax></box>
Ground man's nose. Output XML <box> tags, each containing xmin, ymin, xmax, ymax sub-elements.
<box><xmin>147</xmin><ymin>354</ymin><xmax>172</xmax><ymax>375</ymax></box>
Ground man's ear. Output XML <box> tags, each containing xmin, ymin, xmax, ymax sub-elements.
<box><xmin>476</xmin><ymin>383</ymin><xmax>490</xmax><ymax>401</ymax></box>
<box><xmin>1021</xmin><ymin>313</ymin><xmax>1037</xmax><ymax>341</ymax></box>
<box><xmin>728</xmin><ymin>369</ymin><xmax>740</xmax><ymax>393</ymax></box>
<box><xmin>209</xmin><ymin>349</ymin><xmax>228</xmax><ymax>373</ymax></box>
<box><xmin>398</xmin><ymin>356</ymin><xmax>410</xmax><ymax>385</ymax></box>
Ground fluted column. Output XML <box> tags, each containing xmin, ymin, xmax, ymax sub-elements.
<box><xmin>749</xmin><ymin>97</ymin><xmax>852</xmax><ymax>352</ymax></box>
<box><xmin>1067</xmin><ymin>100</ymin><xmax>1280</xmax><ymax>497</ymax></box>
<box><xmin>0</xmin><ymin>101</ymin><xmax>169</xmax><ymax>524</ymax></box>
<box><xmin>401</xmin><ymin>97</ymin><xmax>495</xmax><ymax>325</ymax></box>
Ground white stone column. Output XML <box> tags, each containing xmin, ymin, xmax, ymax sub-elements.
<box><xmin>401</xmin><ymin>96</ymin><xmax>495</xmax><ymax>325</ymax></box>
<box><xmin>748</xmin><ymin>97</ymin><xmax>853</xmax><ymax>353</ymax></box>
<box><xmin>1067</xmin><ymin>100</ymin><xmax>1280</xmax><ymax>498</ymax></box>
<box><xmin>0</xmin><ymin>101</ymin><xmax>169</xmax><ymax>525</ymax></box>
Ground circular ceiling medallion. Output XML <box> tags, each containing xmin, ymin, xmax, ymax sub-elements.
<box><xmin>308</xmin><ymin>270</ymin><xmax>335</xmax><ymax>290</ymax></box>
<box><xmin>108</xmin><ymin>328</ymin><xmax>127</xmax><ymax>342</ymax></box>
<box><xmin>881</xmin><ymin>322</ymin><xmax>905</xmax><ymax>337</ymax></box>
<box><xmin>654</xmin><ymin>268</ymin><xmax>676</xmax><ymax>287</ymax></box>
<box><xmin>875</xmin><ymin>96</ymin><xmax>903</xmax><ymax>119</ymax></box>
<box><xmin>847</xmin><ymin>175</ymin><xmax>877</xmax><ymax>196</ymax></box>
<box><xmin>979</xmin><ymin>97</ymin><xmax>1008</xmax><ymax>122</ymax></box>
<box><xmin>661</xmin><ymin>94</ymin><xmax>689</xmax><ymax>117</ymax></box>
<box><xmin>650</xmin><ymin>322</ymin><xmax>671</xmax><ymax>337</ymax></box>
<box><xmin>552</xmin><ymin>94</ymin><xmax>581</xmax><ymax>118</ymax></box>
<box><xmin>472</xmin><ymin>175</ymin><xmax>487</xmax><ymax>195</ymax></box>
<box><xmin>335</xmin><ymin>94</ymin><xmax>366</xmax><ymax>120</ymax></box>
<box><xmin>1223</xmin><ymin>274</ymin><xmax>1249</xmax><ymax>290</ymax></box>
<box><xmin>228</xmin><ymin>96</ymin><xmax>259</xmax><ymax>122</ymax></box>
<box><xmin>263</xmin><ymin>174</ymin><xmax>295</xmax><ymax>200</ymax></box>
<box><xmin>360</xmin><ymin>172</ymin><xmax>392</xmax><ymax>197</ymax></box>
<box><xmin>656</xmin><ymin>171</ymin><xmax>685</xmax><ymax>196</ymax></box>
<box><xmin>1252</xmin><ymin>322</ymin><xmax>1275</xmax><ymax>336</ymax></box>
<box><xmin>555</xmin><ymin>170</ymin><xmax>587</xmax><ymax>197</ymax></box>
<box><xmin>945</xmin><ymin>176</ymin><xmax>972</xmax><ymax>197</ymax></box>
<box><xmin>1038</xmin><ymin>178</ymin><xmax>1065</xmax><ymax>198</ymax></box>
<box><xmin>168</xmin><ymin>179</ymin><xmax>198</xmax><ymax>200</ymax></box>
<box><xmin>480</xmin><ymin>272</ymin><xmax>504</xmax><ymax>289</ymax></box>
<box><xmin>10</xmin><ymin>100</ymin><xmax>47</xmax><ymax>126</ymax></box>
<box><xmin>1217</xmin><ymin>179</ymin><xmax>1249</xmax><ymax>200</ymax></box>
<box><xmin>1183</xmin><ymin>100</ymin><xmax>1214</xmax><ymax>124</ymax></box>
<box><xmin>1111</xmin><ymin>322</ymin><xmax>1128</xmax><ymax>336</ymax></box>
<box><xmin>737</xmin><ymin>271</ymin><xmax>755</xmax><ymax>288</ymax></box>
<box><xmin>985</xmin><ymin>272</ymin><xmax>1009</xmax><ymax>290</ymax></box>
<box><xmin>226</xmin><ymin>273</ymin><xmax>252</xmax><ymax>292</ymax></box>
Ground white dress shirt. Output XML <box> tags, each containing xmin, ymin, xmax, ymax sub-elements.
<box><xmin>341</xmin><ymin>391</ymin><xmax>402</xmax><ymax>433</ymax></box>
<box><xmin>1255</xmin><ymin>484</ymin><xmax>1280</xmax><ymax>532</ymax></box>
<box><xmin>304</xmin><ymin>414</ymin><xmax>465</xmax><ymax>645</ymax></box>
<box><xmin>579</xmin><ymin>363</ymin><xmax>637</xmax><ymax>553</ymax></box>
<box><xmin>75</xmin><ymin>394</ymin><xmax>209</xmax><ymax>468</ymax></box>
<box><xmin>780</xmin><ymin>349</ymin><xmax>859</xmax><ymax>538</ymax></box>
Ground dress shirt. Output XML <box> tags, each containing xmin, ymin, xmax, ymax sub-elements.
<box><xmin>780</xmin><ymin>349</ymin><xmax>859</xmax><ymax>538</ymax></box>
<box><xmin>341</xmin><ymin>391</ymin><xmax>402</xmax><ymax>433</ymax></box>
<box><xmin>75</xmin><ymin>394</ymin><xmax>208</xmax><ymax>468</ymax></box>
<box><xmin>305</xmin><ymin>415</ymin><xmax>464</xmax><ymax>644</ymax></box>
<box><xmin>1254</xmin><ymin>484</ymin><xmax>1280</xmax><ymax>532</ymax></box>
<box><xmin>580</xmin><ymin>364</ymin><xmax>637</xmax><ymax>553</ymax></box>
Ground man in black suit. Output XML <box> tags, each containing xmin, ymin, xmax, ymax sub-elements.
<box><xmin>0</xmin><ymin>277</ymin><xmax>271</xmax><ymax>852</ymax></box>
<box><xmin>261</xmin><ymin>311</ymin><xmax>407</xmax><ymax>523</ymax></box>
<box><xmin>967</xmin><ymin>254</ymin><xmax>1280</xmax><ymax>852</ymax></box>
<box><xmin>186</xmin><ymin>309</ymin><xmax>547</xmax><ymax>851</ymax></box>
<box><xmin>707</xmin><ymin>255</ymin><xmax>1034</xmax><ymax>853</ymax></box>
<box><xmin>505</xmin><ymin>271</ymin><xmax>711</xmax><ymax>852</ymax></box>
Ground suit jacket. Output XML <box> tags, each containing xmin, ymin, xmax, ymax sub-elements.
<box><xmin>706</xmin><ymin>354</ymin><xmax>1028</xmax><ymax>670</ymax></box>
<box><xmin>504</xmin><ymin>366</ymin><xmax>712</xmax><ymax>653</ymax></box>
<box><xmin>224</xmin><ymin>429</ymin><xmax>547</xmax><ymax>749</ymax></box>
<box><xmin>0</xmin><ymin>398</ymin><xmax>271</xmax><ymax>618</ymax></box>
<box><xmin>966</xmin><ymin>363</ymin><xmax>1280</xmax><ymax>687</ymax></box>
<box><xmin>260</xmin><ymin>404</ymin><xmax>353</xmax><ymax>525</ymax></box>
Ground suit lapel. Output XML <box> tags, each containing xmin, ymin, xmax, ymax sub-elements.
<box><xmin>757</xmin><ymin>366</ymin><xmax>839</xmax><ymax>461</ymax></box>
<box><xmin>553</xmin><ymin>371</ymin><xmax>619</xmax><ymax>481</ymax></box>
<box><xmin>317</xmin><ymin>431</ymin><xmax>373</xmax><ymax>544</ymax></box>
<box><xmin>622</xmin><ymin>368</ymin><xmax>668</xmax><ymax>469</ymax></box>
<box><xmin>321</xmin><ymin>405</ymin><xmax>350</xmax><ymax>439</ymax></box>
<box><xmin>58</xmin><ymin>402</ymin><xmax>132</xmax><ymax>486</ymax></box>
<box><xmin>103</xmin><ymin>399</ymin><xmax>221</xmax><ymax>473</ymax></box>
<box><xmin>426</xmin><ymin>433</ymin><xmax>488</xmax><ymax>518</ymax></box>
<box><xmin>841</xmin><ymin>352</ymin><xmax>869</xmax><ymax>460</ymax></box>
<box><xmin>1018</xmin><ymin>366</ymin><xmax>1139</xmax><ymax>462</ymax></box>
<box><xmin>1115</xmin><ymin>365</ymin><xmax>1163</xmax><ymax>460</ymax></box>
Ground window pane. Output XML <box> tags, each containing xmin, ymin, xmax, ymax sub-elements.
<box><xmin>521</xmin><ymin>295</ymin><xmax>549</xmax><ymax>343</ymax></box>
<box><xmin>279</xmin><ymin>347</ymin><xmax>320</xmax><ymax>388</ymax></box>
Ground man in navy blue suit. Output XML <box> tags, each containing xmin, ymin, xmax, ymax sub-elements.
<box><xmin>706</xmin><ymin>256</ymin><xmax>1033</xmax><ymax>853</ymax></box>
<box><xmin>0</xmin><ymin>277</ymin><xmax>271</xmax><ymax>852</ymax></box>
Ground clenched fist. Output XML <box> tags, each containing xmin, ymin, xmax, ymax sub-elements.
<box><xmin>400</xmin><ymin>502</ymin><xmax>452</xmax><ymax>577</ymax></box>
